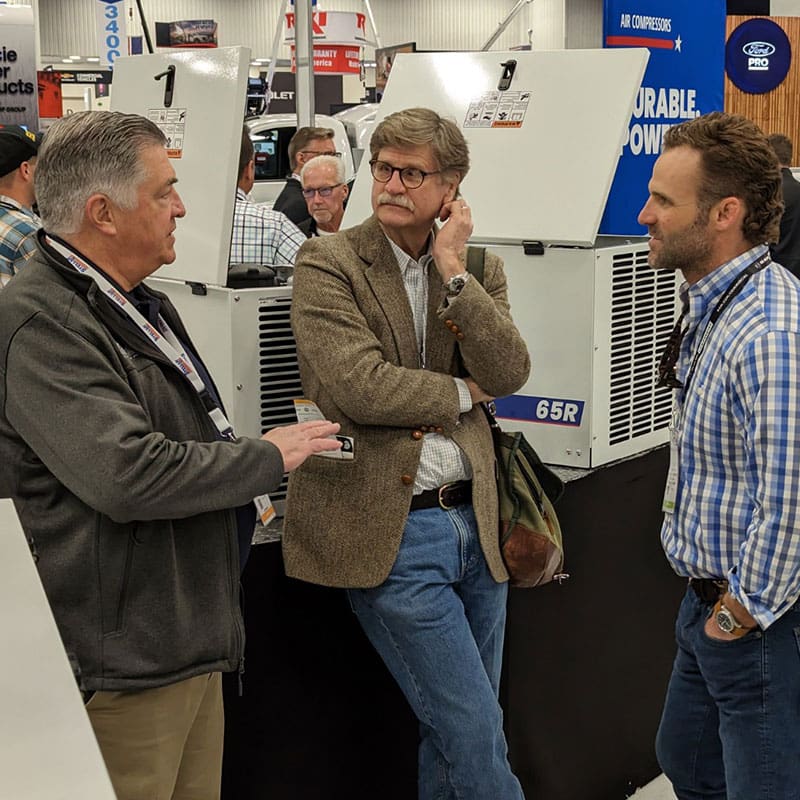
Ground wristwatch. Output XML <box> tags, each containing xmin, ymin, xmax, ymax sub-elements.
<box><xmin>445</xmin><ymin>272</ymin><xmax>470</xmax><ymax>296</ymax></box>
<box><xmin>713</xmin><ymin>600</ymin><xmax>752</xmax><ymax>637</ymax></box>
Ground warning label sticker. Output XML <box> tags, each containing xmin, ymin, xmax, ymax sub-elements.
<box><xmin>148</xmin><ymin>107</ymin><xmax>187</xmax><ymax>158</ymax></box>
<box><xmin>463</xmin><ymin>91</ymin><xmax>531</xmax><ymax>129</ymax></box>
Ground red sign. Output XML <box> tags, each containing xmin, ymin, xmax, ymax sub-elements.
<box><xmin>37</xmin><ymin>71</ymin><xmax>63</xmax><ymax>120</ymax></box>
<box><xmin>290</xmin><ymin>44</ymin><xmax>361</xmax><ymax>75</ymax></box>
<box><xmin>285</xmin><ymin>11</ymin><xmax>367</xmax><ymax>44</ymax></box>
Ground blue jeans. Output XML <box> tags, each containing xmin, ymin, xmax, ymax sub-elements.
<box><xmin>348</xmin><ymin>505</ymin><xmax>524</xmax><ymax>800</ymax></box>
<box><xmin>656</xmin><ymin>588</ymin><xmax>800</xmax><ymax>800</ymax></box>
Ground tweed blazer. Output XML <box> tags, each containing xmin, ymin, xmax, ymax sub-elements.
<box><xmin>283</xmin><ymin>214</ymin><xmax>530</xmax><ymax>588</ymax></box>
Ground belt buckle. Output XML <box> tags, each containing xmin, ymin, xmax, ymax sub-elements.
<box><xmin>438</xmin><ymin>482</ymin><xmax>457</xmax><ymax>510</ymax></box>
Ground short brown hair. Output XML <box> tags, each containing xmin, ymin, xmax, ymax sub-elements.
<box><xmin>239</xmin><ymin>126</ymin><xmax>254</xmax><ymax>181</ymax></box>
<box><xmin>369</xmin><ymin>107</ymin><xmax>470</xmax><ymax>182</ymax></box>
<box><xmin>767</xmin><ymin>133</ymin><xmax>793</xmax><ymax>166</ymax></box>
<box><xmin>287</xmin><ymin>127</ymin><xmax>334</xmax><ymax>171</ymax></box>
<box><xmin>663</xmin><ymin>112</ymin><xmax>782</xmax><ymax>246</ymax></box>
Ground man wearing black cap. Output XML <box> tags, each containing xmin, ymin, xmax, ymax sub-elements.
<box><xmin>0</xmin><ymin>125</ymin><xmax>41</xmax><ymax>290</ymax></box>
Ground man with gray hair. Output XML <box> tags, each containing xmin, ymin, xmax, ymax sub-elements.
<box><xmin>0</xmin><ymin>111</ymin><xmax>340</xmax><ymax>800</ymax></box>
<box><xmin>273</xmin><ymin>125</ymin><xmax>339</xmax><ymax>225</ymax></box>
<box><xmin>298</xmin><ymin>153</ymin><xmax>349</xmax><ymax>237</ymax></box>
<box><xmin>285</xmin><ymin>107</ymin><xmax>529</xmax><ymax>798</ymax></box>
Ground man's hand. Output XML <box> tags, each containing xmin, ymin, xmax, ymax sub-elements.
<box><xmin>432</xmin><ymin>199</ymin><xmax>473</xmax><ymax>280</ymax></box>
<box><xmin>703</xmin><ymin>614</ymin><xmax>739</xmax><ymax>642</ymax></box>
<box><xmin>464</xmin><ymin>377</ymin><xmax>494</xmax><ymax>406</ymax></box>
<box><xmin>703</xmin><ymin>592</ymin><xmax>758</xmax><ymax>641</ymax></box>
<box><xmin>261</xmin><ymin>420</ymin><xmax>341</xmax><ymax>472</ymax></box>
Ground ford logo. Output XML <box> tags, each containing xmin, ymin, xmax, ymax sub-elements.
<box><xmin>743</xmin><ymin>41</ymin><xmax>776</xmax><ymax>57</ymax></box>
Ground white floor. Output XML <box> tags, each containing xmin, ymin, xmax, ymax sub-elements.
<box><xmin>631</xmin><ymin>774</ymin><xmax>677</xmax><ymax>799</ymax></box>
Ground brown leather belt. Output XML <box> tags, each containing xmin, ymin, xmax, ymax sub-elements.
<box><xmin>410</xmin><ymin>480</ymin><xmax>472</xmax><ymax>511</ymax></box>
<box><xmin>689</xmin><ymin>578</ymin><xmax>728</xmax><ymax>603</ymax></box>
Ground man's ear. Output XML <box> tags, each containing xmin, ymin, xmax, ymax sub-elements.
<box><xmin>711</xmin><ymin>196</ymin><xmax>746</xmax><ymax>230</ymax></box>
<box><xmin>342</xmin><ymin>182</ymin><xmax>349</xmax><ymax>200</ymax></box>
<box><xmin>19</xmin><ymin>160</ymin><xmax>34</xmax><ymax>182</ymax></box>
<box><xmin>84</xmin><ymin>193</ymin><xmax>117</xmax><ymax>236</ymax></box>
<box><xmin>442</xmin><ymin>170</ymin><xmax>462</xmax><ymax>204</ymax></box>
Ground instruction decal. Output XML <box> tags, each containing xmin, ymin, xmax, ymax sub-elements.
<box><xmin>464</xmin><ymin>91</ymin><xmax>530</xmax><ymax>129</ymax></box>
<box><xmin>148</xmin><ymin>107</ymin><xmax>187</xmax><ymax>158</ymax></box>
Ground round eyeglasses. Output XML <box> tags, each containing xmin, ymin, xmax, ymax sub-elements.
<box><xmin>301</xmin><ymin>184</ymin><xmax>343</xmax><ymax>199</ymax></box>
<box><xmin>369</xmin><ymin>159</ymin><xmax>441</xmax><ymax>189</ymax></box>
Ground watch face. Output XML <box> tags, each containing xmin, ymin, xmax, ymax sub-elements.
<box><xmin>448</xmin><ymin>277</ymin><xmax>466</xmax><ymax>293</ymax></box>
<box><xmin>716</xmin><ymin>609</ymin><xmax>735</xmax><ymax>633</ymax></box>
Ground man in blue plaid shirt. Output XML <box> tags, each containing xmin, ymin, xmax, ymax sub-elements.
<box><xmin>0</xmin><ymin>125</ymin><xmax>41</xmax><ymax>290</ymax></box>
<box><xmin>638</xmin><ymin>112</ymin><xmax>800</xmax><ymax>799</ymax></box>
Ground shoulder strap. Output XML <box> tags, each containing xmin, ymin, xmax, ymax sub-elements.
<box><xmin>465</xmin><ymin>246</ymin><xmax>486</xmax><ymax>286</ymax></box>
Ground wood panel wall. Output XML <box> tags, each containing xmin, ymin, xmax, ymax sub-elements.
<box><xmin>725</xmin><ymin>15</ymin><xmax>800</xmax><ymax>164</ymax></box>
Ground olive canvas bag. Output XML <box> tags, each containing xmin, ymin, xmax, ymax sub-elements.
<box><xmin>466</xmin><ymin>246</ymin><xmax>567</xmax><ymax>588</ymax></box>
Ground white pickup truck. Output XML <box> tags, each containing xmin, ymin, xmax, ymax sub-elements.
<box><xmin>245</xmin><ymin>113</ymin><xmax>355</xmax><ymax>207</ymax></box>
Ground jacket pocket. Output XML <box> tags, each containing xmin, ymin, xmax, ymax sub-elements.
<box><xmin>100</xmin><ymin>526</ymin><xmax>136</xmax><ymax>638</ymax></box>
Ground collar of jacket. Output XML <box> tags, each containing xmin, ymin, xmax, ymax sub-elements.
<box><xmin>343</xmin><ymin>215</ymin><xmax>458</xmax><ymax>373</ymax></box>
<box><xmin>35</xmin><ymin>229</ymin><xmax>195</xmax><ymax>370</ymax></box>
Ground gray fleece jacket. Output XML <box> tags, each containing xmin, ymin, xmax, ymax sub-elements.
<box><xmin>0</xmin><ymin>234</ymin><xmax>284</xmax><ymax>691</ymax></box>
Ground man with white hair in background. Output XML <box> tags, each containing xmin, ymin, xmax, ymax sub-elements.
<box><xmin>297</xmin><ymin>153</ymin><xmax>349</xmax><ymax>237</ymax></box>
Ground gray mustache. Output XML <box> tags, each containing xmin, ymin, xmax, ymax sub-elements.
<box><xmin>377</xmin><ymin>192</ymin><xmax>415</xmax><ymax>212</ymax></box>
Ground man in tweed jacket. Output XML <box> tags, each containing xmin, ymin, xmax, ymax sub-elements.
<box><xmin>284</xmin><ymin>108</ymin><xmax>530</xmax><ymax>799</ymax></box>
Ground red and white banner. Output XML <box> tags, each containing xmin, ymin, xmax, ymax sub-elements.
<box><xmin>285</xmin><ymin>11</ymin><xmax>368</xmax><ymax>45</ymax></box>
<box><xmin>290</xmin><ymin>44</ymin><xmax>361</xmax><ymax>75</ymax></box>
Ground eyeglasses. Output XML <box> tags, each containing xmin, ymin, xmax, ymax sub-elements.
<box><xmin>657</xmin><ymin>311</ymin><xmax>687</xmax><ymax>389</ymax></box>
<box><xmin>300</xmin><ymin>150</ymin><xmax>342</xmax><ymax>158</ymax></box>
<box><xmin>301</xmin><ymin>183</ymin><xmax>343</xmax><ymax>199</ymax></box>
<box><xmin>369</xmin><ymin>160</ymin><xmax>441</xmax><ymax>189</ymax></box>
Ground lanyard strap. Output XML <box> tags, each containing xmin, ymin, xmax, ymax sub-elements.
<box><xmin>682</xmin><ymin>250</ymin><xmax>771</xmax><ymax>397</ymax></box>
<box><xmin>45</xmin><ymin>235</ymin><xmax>235</xmax><ymax>441</ymax></box>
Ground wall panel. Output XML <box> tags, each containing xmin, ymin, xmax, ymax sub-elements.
<box><xmin>565</xmin><ymin>0</ymin><xmax>603</xmax><ymax>48</ymax></box>
<box><xmin>37</xmin><ymin>0</ymin><xmax>535</xmax><ymax>61</ymax></box>
<box><xmin>724</xmin><ymin>15</ymin><xmax>800</xmax><ymax>161</ymax></box>
<box><xmin>531</xmin><ymin>0</ymin><xmax>566</xmax><ymax>50</ymax></box>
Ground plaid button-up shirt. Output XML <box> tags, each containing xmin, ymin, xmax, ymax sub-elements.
<box><xmin>663</xmin><ymin>244</ymin><xmax>800</xmax><ymax>628</ymax></box>
<box><xmin>386</xmin><ymin>235</ymin><xmax>472</xmax><ymax>493</ymax></box>
<box><xmin>0</xmin><ymin>195</ymin><xmax>40</xmax><ymax>290</ymax></box>
<box><xmin>230</xmin><ymin>188</ymin><xmax>306</xmax><ymax>268</ymax></box>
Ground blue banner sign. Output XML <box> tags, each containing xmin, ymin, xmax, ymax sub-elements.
<box><xmin>600</xmin><ymin>0</ymin><xmax>726</xmax><ymax>235</ymax></box>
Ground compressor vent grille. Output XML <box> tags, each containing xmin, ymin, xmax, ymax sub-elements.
<box><xmin>257</xmin><ymin>297</ymin><xmax>302</xmax><ymax>503</ymax></box>
<box><xmin>607</xmin><ymin>249</ymin><xmax>676</xmax><ymax>446</ymax></box>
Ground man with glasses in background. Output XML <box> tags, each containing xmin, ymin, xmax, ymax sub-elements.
<box><xmin>284</xmin><ymin>107</ymin><xmax>529</xmax><ymax>799</ymax></box>
<box><xmin>297</xmin><ymin>154</ymin><xmax>349</xmax><ymax>237</ymax></box>
<box><xmin>273</xmin><ymin>126</ymin><xmax>340</xmax><ymax>226</ymax></box>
